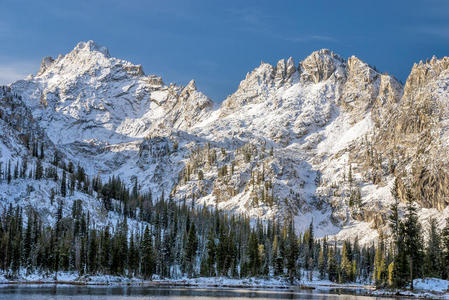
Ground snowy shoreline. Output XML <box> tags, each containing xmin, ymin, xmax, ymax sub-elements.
<box><xmin>1</xmin><ymin>273</ymin><xmax>448</xmax><ymax>299</ymax></box>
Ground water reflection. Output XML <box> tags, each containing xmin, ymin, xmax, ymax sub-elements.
<box><xmin>0</xmin><ymin>285</ymin><xmax>413</xmax><ymax>300</ymax></box>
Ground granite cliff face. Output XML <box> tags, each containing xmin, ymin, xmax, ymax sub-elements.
<box><xmin>1</xmin><ymin>41</ymin><xmax>448</xmax><ymax>243</ymax></box>
<box><xmin>363</xmin><ymin>57</ymin><xmax>449</xmax><ymax>212</ymax></box>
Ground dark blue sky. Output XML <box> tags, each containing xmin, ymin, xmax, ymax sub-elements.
<box><xmin>1</xmin><ymin>0</ymin><xmax>448</xmax><ymax>101</ymax></box>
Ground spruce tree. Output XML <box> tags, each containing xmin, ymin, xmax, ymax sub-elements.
<box><xmin>88</xmin><ymin>229</ymin><xmax>98</xmax><ymax>274</ymax></box>
<box><xmin>61</xmin><ymin>171</ymin><xmax>67</xmax><ymax>197</ymax></box>
<box><xmin>318</xmin><ymin>244</ymin><xmax>326</xmax><ymax>280</ymax></box>
<box><xmin>35</xmin><ymin>159</ymin><xmax>43</xmax><ymax>180</ymax></box>
<box><xmin>373</xmin><ymin>239</ymin><xmax>386</xmax><ymax>286</ymax></box>
<box><xmin>128</xmin><ymin>232</ymin><xmax>137</xmax><ymax>277</ymax></box>
<box><xmin>327</xmin><ymin>246</ymin><xmax>338</xmax><ymax>282</ymax></box>
<box><xmin>7</xmin><ymin>160</ymin><xmax>11</xmax><ymax>184</ymax></box>
<box><xmin>141</xmin><ymin>226</ymin><xmax>154</xmax><ymax>279</ymax></box>
<box><xmin>424</xmin><ymin>218</ymin><xmax>441</xmax><ymax>278</ymax></box>
<box><xmin>285</xmin><ymin>221</ymin><xmax>299</xmax><ymax>283</ymax></box>
<box><xmin>101</xmin><ymin>227</ymin><xmax>111</xmax><ymax>273</ymax></box>
<box><xmin>305</xmin><ymin>221</ymin><xmax>314</xmax><ymax>280</ymax></box>
<box><xmin>389</xmin><ymin>178</ymin><xmax>401</xmax><ymax>250</ymax></box>
<box><xmin>341</xmin><ymin>242</ymin><xmax>352</xmax><ymax>283</ymax></box>
<box><xmin>205</xmin><ymin>229</ymin><xmax>216</xmax><ymax>277</ymax></box>
<box><xmin>388</xmin><ymin>181</ymin><xmax>408</xmax><ymax>288</ymax></box>
<box><xmin>39</xmin><ymin>143</ymin><xmax>44</xmax><ymax>159</ymax></box>
<box><xmin>185</xmin><ymin>223</ymin><xmax>198</xmax><ymax>277</ymax></box>
<box><xmin>248</xmin><ymin>230</ymin><xmax>260</xmax><ymax>276</ymax></box>
<box><xmin>441</xmin><ymin>217</ymin><xmax>449</xmax><ymax>280</ymax></box>
<box><xmin>402</xmin><ymin>191</ymin><xmax>423</xmax><ymax>290</ymax></box>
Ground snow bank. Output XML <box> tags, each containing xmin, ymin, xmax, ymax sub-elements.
<box><xmin>413</xmin><ymin>278</ymin><xmax>449</xmax><ymax>293</ymax></box>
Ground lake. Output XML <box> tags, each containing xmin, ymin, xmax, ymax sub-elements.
<box><xmin>0</xmin><ymin>285</ymin><xmax>414</xmax><ymax>299</ymax></box>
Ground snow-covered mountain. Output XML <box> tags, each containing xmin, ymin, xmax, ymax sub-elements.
<box><xmin>2</xmin><ymin>41</ymin><xmax>449</xmax><ymax>244</ymax></box>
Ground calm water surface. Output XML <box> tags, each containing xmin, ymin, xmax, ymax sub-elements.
<box><xmin>0</xmin><ymin>285</ymin><xmax>413</xmax><ymax>300</ymax></box>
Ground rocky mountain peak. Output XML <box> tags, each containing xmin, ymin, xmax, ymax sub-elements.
<box><xmin>32</xmin><ymin>41</ymin><xmax>115</xmax><ymax>80</ymax></box>
<box><xmin>274</xmin><ymin>57</ymin><xmax>297</xmax><ymax>86</ymax></box>
<box><xmin>185</xmin><ymin>79</ymin><xmax>197</xmax><ymax>91</ymax></box>
<box><xmin>346</xmin><ymin>56</ymin><xmax>378</xmax><ymax>83</ymax></box>
<box><xmin>300</xmin><ymin>49</ymin><xmax>345</xmax><ymax>83</ymax></box>
<box><xmin>36</xmin><ymin>56</ymin><xmax>55</xmax><ymax>76</ymax></box>
<box><xmin>73</xmin><ymin>40</ymin><xmax>111</xmax><ymax>57</ymax></box>
<box><xmin>404</xmin><ymin>56</ymin><xmax>449</xmax><ymax>99</ymax></box>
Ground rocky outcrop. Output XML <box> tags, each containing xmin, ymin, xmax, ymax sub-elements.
<box><xmin>300</xmin><ymin>49</ymin><xmax>345</xmax><ymax>84</ymax></box>
<box><xmin>37</xmin><ymin>56</ymin><xmax>55</xmax><ymax>76</ymax></box>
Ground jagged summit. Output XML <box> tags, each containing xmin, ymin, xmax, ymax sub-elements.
<box><xmin>74</xmin><ymin>40</ymin><xmax>111</xmax><ymax>57</ymax></box>
<box><xmin>32</xmin><ymin>40</ymin><xmax>144</xmax><ymax>81</ymax></box>
<box><xmin>11</xmin><ymin>41</ymin><xmax>212</xmax><ymax>146</ymax></box>
<box><xmin>300</xmin><ymin>49</ymin><xmax>345</xmax><ymax>83</ymax></box>
<box><xmin>36</xmin><ymin>41</ymin><xmax>112</xmax><ymax>77</ymax></box>
<box><xmin>185</xmin><ymin>79</ymin><xmax>197</xmax><ymax>91</ymax></box>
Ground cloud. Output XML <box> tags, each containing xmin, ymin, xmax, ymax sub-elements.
<box><xmin>0</xmin><ymin>60</ymin><xmax>38</xmax><ymax>85</ymax></box>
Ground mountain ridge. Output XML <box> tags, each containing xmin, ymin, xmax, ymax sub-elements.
<box><xmin>1</xmin><ymin>41</ymin><xmax>448</xmax><ymax>245</ymax></box>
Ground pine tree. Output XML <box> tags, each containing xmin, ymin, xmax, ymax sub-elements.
<box><xmin>318</xmin><ymin>244</ymin><xmax>326</xmax><ymax>280</ymax></box>
<box><xmin>88</xmin><ymin>229</ymin><xmax>98</xmax><ymax>274</ymax></box>
<box><xmin>285</xmin><ymin>220</ymin><xmax>299</xmax><ymax>283</ymax></box>
<box><xmin>441</xmin><ymin>217</ymin><xmax>449</xmax><ymax>280</ymax></box>
<box><xmin>248</xmin><ymin>230</ymin><xmax>260</xmax><ymax>276</ymax></box>
<box><xmin>205</xmin><ymin>229</ymin><xmax>216</xmax><ymax>277</ymax></box>
<box><xmin>128</xmin><ymin>232</ymin><xmax>138</xmax><ymax>277</ymax></box>
<box><xmin>373</xmin><ymin>238</ymin><xmax>386</xmax><ymax>287</ymax></box>
<box><xmin>304</xmin><ymin>221</ymin><xmax>314</xmax><ymax>280</ymax></box>
<box><xmin>7</xmin><ymin>161</ymin><xmax>11</xmax><ymax>184</ymax></box>
<box><xmin>389</xmin><ymin>178</ymin><xmax>401</xmax><ymax>255</ymax></box>
<box><xmin>39</xmin><ymin>143</ymin><xmax>44</xmax><ymax>159</ymax></box>
<box><xmin>341</xmin><ymin>242</ymin><xmax>352</xmax><ymax>283</ymax></box>
<box><xmin>327</xmin><ymin>246</ymin><xmax>338</xmax><ymax>282</ymax></box>
<box><xmin>185</xmin><ymin>223</ymin><xmax>198</xmax><ymax>277</ymax></box>
<box><xmin>101</xmin><ymin>227</ymin><xmax>111</xmax><ymax>273</ymax></box>
<box><xmin>35</xmin><ymin>159</ymin><xmax>43</xmax><ymax>180</ymax></box>
<box><xmin>23</xmin><ymin>215</ymin><xmax>32</xmax><ymax>268</ymax></box>
<box><xmin>424</xmin><ymin>218</ymin><xmax>441</xmax><ymax>278</ymax></box>
<box><xmin>141</xmin><ymin>226</ymin><xmax>154</xmax><ymax>279</ymax></box>
<box><xmin>61</xmin><ymin>171</ymin><xmax>67</xmax><ymax>197</ymax></box>
<box><xmin>402</xmin><ymin>191</ymin><xmax>423</xmax><ymax>290</ymax></box>
<box><xmin>388</xmin><ymin>180</ymin><xmax>408</xmax><ymax>288</ymax></box>
<box><xmin>79</xmin><ymin>237</ymin><xmax>86</xmax><ymax>275</ymax></box>
<box><xmin>21</xmin><ymin>158</ymin><xmax>27</xmax><ymax>178</ymax></box>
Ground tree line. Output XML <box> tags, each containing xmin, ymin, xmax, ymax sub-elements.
<box><xmin>1</xmin><ymin>154</ymin><xmax>449</xmax><ymax>287</ymax></box>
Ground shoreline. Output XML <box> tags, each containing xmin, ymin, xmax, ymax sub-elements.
<box><xmin>0</xmin><ymin>277</ymin><xmax>447</xmax><ymax>299</ymax></box>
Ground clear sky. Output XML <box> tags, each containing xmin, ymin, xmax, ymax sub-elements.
<box><xmin>1</xmin><ymin>0</ymin><xmax>448</xmax><ymax>101</ymax></box>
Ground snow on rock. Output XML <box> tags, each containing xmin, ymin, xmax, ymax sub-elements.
<box><xmin>413</xmin><ymin>278</ymin><xmax>449</xmax><ymax>293</ymax></box>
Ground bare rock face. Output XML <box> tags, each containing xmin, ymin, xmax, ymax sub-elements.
<box><xmin>300</xmin><ymin>49</ymin><xmax>345</xmax><ymax>83</ymax></box>
<box><xmin>351</xmin><ymin>56</ymin><xmax>449</xmax><ymax>214</ymax></box>
<box><xmin>404</xmin><ymin>56</ymin><xmax>449</xmax><ymax>99</ymax></box>
<box><xmin>341</xmin><ymin>56</ymin><xmax>402</xmax><ymax>122</ymax></box>
<box><xmin>222</xmin><ymin>62</ymin><xmax>275</xmax><ymax>111</ymax></box>
<box><xmin>37</xmin><ymin>56</ymin><xmax>55</xmax><ymax>76</ymax></box>
<box><xmin>0</xmin><ymin>86</ymin><xmax>60</xmax><ymax>162</ymax></box>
